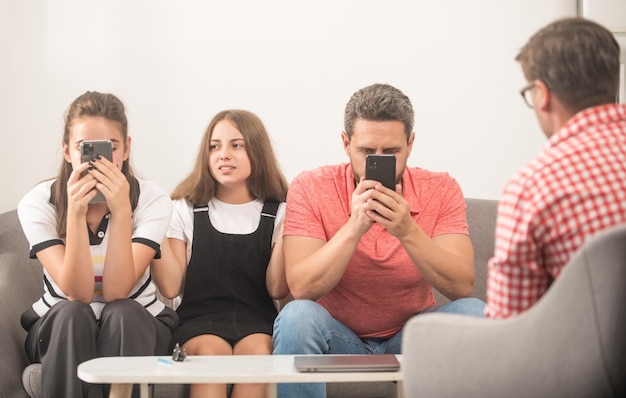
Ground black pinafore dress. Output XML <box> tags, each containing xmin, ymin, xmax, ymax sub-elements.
<box><xmin>170</xmin><ymin>201</ymin><xmax>279</xmax><ymax>348</ymax></box>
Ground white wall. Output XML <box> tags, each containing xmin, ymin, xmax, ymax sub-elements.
<box><xmin>0</xmin><ymin>0</ymin><xmax>578</xmax><ymax>214</ymax></box>
<box><xmin>580</xmin><ymin>0</ymin><xmax>626</xmax><ymax>103</ymax></box>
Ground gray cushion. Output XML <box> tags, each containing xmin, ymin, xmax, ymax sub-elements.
<box><xmin>0</xmin><ymin>210</ymin><xmax>42</xmax><ymax>398</ymax></box>
<box><xmin>402</xmin><ymin>224</ymin><xmax>626</xmax><ymax>398</ymax></box>
<box><xmin>21</xmin><ymin>365</ymin><xmax>40</xmax><ymax>398</ymax></box>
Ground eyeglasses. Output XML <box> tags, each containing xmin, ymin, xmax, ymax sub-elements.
<box><xmin>520</xmin><ymin>82</ymin><xmax>536</xmax><ymax>109</ymax></box>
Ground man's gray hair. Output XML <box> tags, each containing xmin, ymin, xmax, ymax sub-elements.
<box><xmin>344</xmin><ymin>83</ymin><xmax>414</xmax><ymax>141</ymax></box>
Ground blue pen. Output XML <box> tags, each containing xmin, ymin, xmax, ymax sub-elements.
<box><xmin>157</xmin><ymin>357</ymin><xmax>173</xmax><ymax>366</ymax></box>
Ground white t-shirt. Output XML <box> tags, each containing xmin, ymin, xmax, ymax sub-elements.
<box><xmin>18</xmin><ymin>178</ymin><xmax>173</xmax><ymax>319</ymax></box>
<box><xmin>167</xmin><ymin>197</ymin><xmax>285</xmax><ymax>266</ymax></box>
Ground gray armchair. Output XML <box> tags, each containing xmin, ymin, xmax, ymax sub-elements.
<box><xmin>401</xmin><ymin>224</ymin><xmax>626</xmax><ymax>398</ymax></box>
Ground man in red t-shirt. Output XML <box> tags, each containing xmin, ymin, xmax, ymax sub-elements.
<box><xmin>273</xmin><ymin>83</ymin><xmax>485</xmax><ymax>398</ymax></box>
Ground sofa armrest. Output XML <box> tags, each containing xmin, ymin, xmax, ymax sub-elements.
<box><xmin>0</xmin><ymin>210</ymin><xmax>44</xmax><ymax>397</ymax></box>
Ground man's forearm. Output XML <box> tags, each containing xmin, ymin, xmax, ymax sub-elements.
<box><xmin>285</xmin><ymin>223</ymin><xmax>363</xmax><ymax>300</ymax></box>
<box><xmin>400</xmin><ymin>226</ymin><xmax>474</xmax><ymax>300</ymax></box>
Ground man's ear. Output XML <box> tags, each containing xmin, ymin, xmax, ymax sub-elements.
<box><xmin>535</xmin><ymin>80</ymin><xmax>551</xmax><ymax>112</ymax></box>
<box><xmin>341</xmin><ymin>131</ymin><xmax>350</xmax><ymax>156</ymax></box>
<box><xmin>407</xmin><ymin>132</ymin><xmax>415</xmax><ymax>156</ymax></box>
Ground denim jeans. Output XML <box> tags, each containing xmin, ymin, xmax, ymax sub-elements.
<box><xmin>272</xmin><ymin>298</ymin><xmax>485</xmax><ymax>398</ymax></box>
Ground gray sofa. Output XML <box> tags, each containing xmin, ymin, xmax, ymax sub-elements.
<box><xmin>0</xmin><ymin>198</ymin><xmax>497</xmax><ymax>398</ymax></box>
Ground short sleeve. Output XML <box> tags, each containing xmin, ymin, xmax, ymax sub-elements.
<box><xmin>17</xmin><ymin>181</ymin><xmax>63</xmax><ymax>256</ymax></box>
<box><xmin>283</xmin><ymin>171</ymin><xmax>328</xmax><ymax>241</ymax></box>
<box><xmin>167</xmin><ymin>198</ymin><xmax>193</xmax><ymax>243</ymax></box>
<box><xmin>431</xmin><ymin>177</ymin><xmax>469</xmax><ymax>237</ymax></box>
<box><xmin>131</xmin><ymin>180</ymin><xmax>173</xmax><ymax>254</ymax></box>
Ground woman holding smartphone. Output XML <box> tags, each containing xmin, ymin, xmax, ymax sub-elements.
<box><xmin>17</xmin><ymin>91</ymin><xmax>177</xmax><ymax>398</ymax></box>
<box><xmin>152</xmin><ymin>109</ymin><xmax>289</xmax><ymax>398</ymax></box>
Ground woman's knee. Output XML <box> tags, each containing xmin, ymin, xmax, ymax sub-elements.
<box><xmin>100</xmin><ymin>299</ymin><xmax>149</xmax><ymax>326</ymax></box>
<box><xmin>101</xmin><ymin>298</ymin><xmax>144</xmax><ymax>315</ymax></box>
<box><xmin>98</xmin><ymin>300</ymin><xmax>161</xmax><ymax>356</ymax></box>
<box><xmin>47</xmin><ymin>300</ymin><xmax>96</xmax><ymax>324</ymax></box>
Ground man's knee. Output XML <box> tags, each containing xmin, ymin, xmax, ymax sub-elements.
<box><xmin>273</xmin><ymin>300</ymin><xmax>336</xmax><ymax>355</ymax></box>
<box><xmin>437</xmin><ymin>297</ymin><xmax>486</xmax><ymax>317</ymax></box>
<box><xmin>275</xmin><ymin>300</ymin><xmax>325</xmax><ymax>330</ymax></box>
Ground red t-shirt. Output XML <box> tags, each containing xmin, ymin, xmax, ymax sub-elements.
<box><xmin>284</xmin><ymin>163</ymin><xmax>468</xmax><ymax>338</ymax></box>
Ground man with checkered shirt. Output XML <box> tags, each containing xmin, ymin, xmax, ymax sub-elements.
<box><xmin>486</xmin><ymin>17</ymin><xmax>626</xmax><ymax>318</ymax></box>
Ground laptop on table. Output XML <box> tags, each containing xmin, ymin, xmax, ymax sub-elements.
<box><xmin>294</xmin><ymin>354</ymin><xmax>400</xmax><ymax>373</ymax></box>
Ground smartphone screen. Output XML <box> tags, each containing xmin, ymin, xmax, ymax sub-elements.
<box><xmin>365</xmin><ymin>154</ymin><xmax>396</xmax><ymax>190</ymax></box>
<box><xmin>80</xmin><ymin>140</ymin><xmax>113</xmax><ymax>203</ymax></box>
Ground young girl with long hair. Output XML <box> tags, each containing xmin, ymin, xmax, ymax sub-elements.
<box><xmin>17</xmin><ymin>91</ymin><xmax>177</xmax><ymax>398</ymax></box>
<box><xmin>153</xmin><ymin>109</ymin><xmax>289</xmax><ymax>398</ymax></box>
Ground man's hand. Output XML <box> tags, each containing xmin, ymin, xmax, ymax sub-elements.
<box><xmin>349</xmin><ymin>178</ymin><xmax>381</xmax><ymax>236</ymax></box>
<box><xmin>359</xmin><ymin>179</ymin><xmax>413</xmax><ymax>238</ymax></box>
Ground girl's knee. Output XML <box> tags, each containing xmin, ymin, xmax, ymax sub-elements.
<box><xmin>101</xmin><ymin>299</ymin><xmax>145</xmax><ymax>319</ymax></box>
<box><xmin>49</xmin><ymin>300</ymin><xmax>95</xmax><ymax>323</ymax></box>
<box><xmin>235</xmin><ymin>334</ymin><xmax>273</xmax><ymax>355</ymax></box>
<box><xmin>99</xmin><ymin>299</ymin><xmax>151</xmax><ymax>330</ymax></box>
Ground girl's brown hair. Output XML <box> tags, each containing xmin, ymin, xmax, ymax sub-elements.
<box><xmin>171</xmin><ymin>110</ymin><xmax>288</xmax><ymax>204</ymax></box>
<box><xmin>52</xmin><ymin>91</ymin><xmax>138</xmax><ymax>237</ymax></box>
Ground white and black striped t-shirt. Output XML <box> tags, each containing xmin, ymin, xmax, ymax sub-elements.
<box><xmin>17</xmin><ymin>178</ymin><xmax>172</xmax><ymax>320</ymax></box>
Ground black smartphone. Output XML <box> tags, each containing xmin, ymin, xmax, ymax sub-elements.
<box><xmin>80</xmin><ymin>140</ymin><xmax>113</xmax><ymax>203</ymax></box>
<box><xmin>365</xmin><ymin>154</ymin><xmax>396</xmax><ymax>190</ymax></box>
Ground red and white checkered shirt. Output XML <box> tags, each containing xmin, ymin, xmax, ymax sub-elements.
<box><xmin>485</xmin><ymin>103</ymin><xmax>626</xmax><ymax>318</ymax></box>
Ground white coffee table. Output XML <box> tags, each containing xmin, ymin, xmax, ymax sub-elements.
<box><xmin>77</xmin><ymin>354</ymin><xmax>404</xmax><ymax>398</ymax></box>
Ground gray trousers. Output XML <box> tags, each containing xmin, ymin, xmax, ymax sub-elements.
<box><xmin>25</xmin><ymin>299</ymin><xmax>177</xmax><ymax>398</ymax></box>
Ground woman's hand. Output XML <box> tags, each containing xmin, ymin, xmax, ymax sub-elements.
<box><xmin>60</xmin><ymin>162</ymin><xmax>100</xmax><ymax>302</ymax></box>
<box><xmin>87</xmin><ymin>155</ymin><xmax>131</xmax><ymax>216</ymax></box>
<box><xmin>66</xmin><ymin>162</ymin><xmax>99</xmax><ymax>216</ymax></box>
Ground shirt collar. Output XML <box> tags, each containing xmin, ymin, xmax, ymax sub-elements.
<box><xmin>548</xmin><ymin>103</ymin><xmax>626</xmax><ymax>148</ymax></box>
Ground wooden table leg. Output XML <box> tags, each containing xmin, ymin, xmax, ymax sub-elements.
<box><xmin>269</xmin><ymin>383</ymin><xmax>277</xmax><ymax>398</ymax></box>
<box><xmin>140</xmin><ymin>384</ymin><xmax>150</xmax><ymax>398</ymax></box>
<box><xmin>108</xmin><ymin>383</ymin><xmax>133</xmax><ymax>398</ymax></box>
